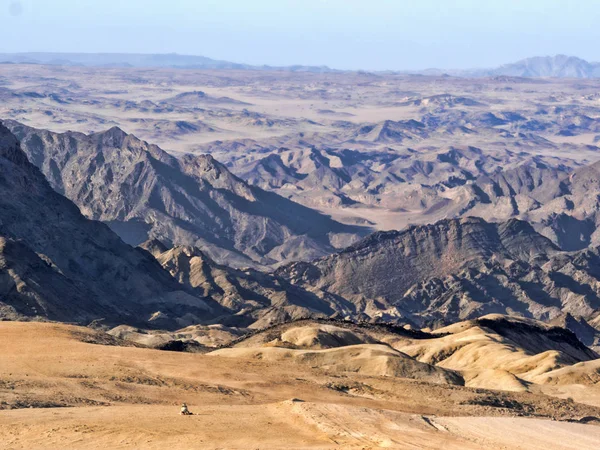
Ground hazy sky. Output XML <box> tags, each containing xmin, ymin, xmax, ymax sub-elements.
<box><xmin>0</xmin><ymin>0</ymin><xmax>598</xmax><ymax>70</ymax></box>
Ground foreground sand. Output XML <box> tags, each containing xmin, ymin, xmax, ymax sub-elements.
<box><xmin>3</xmin><ymin>404</ymin><xmax>600</xmax><ymax>449</ymax></box>
<box><xmin>1</xmin><ymin>322</ymin><xmax>600</xmax><ymax>449</ymax></box>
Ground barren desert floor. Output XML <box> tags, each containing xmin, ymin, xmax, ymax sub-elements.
<box><xmin>2</xmin><ymin>322</ymin><xmax>600</xmax><ymax>449</ymax></box>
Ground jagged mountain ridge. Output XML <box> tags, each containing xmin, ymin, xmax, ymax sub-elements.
<box><xmin>443</xmin><ymin>158</ymin><xmax>600</xmax><ymax>251</ymax></box>
<box><xmin>5</xmin><ymin>120</ymin><xmax>364</xmax><ymax>269</ymax></box>
<box><xmin>0</xmin><ymin>123</ymin><xmax>217</xmax><ymax>327</ymax></box>
<box><xmin>232</xmin><ymin>142</ymin><xmax>577</xmax><ymax>209</ymax></box>
<box><xmin>3</xmin><ymin>122</ymin><xmax>600</xmax><ymax>342</ymax></box>
<box><xmin>276</xmin><ymin>217</ymin><xmax>600</xmax><ymax>331</ymax></box>
<box><xmin>139</xmin><ymin>241</ymin><xmax>351</xmax><ymax>329</ymax></box>
<box><xmin>5</xmin><ymin>119</ymin><xmax>600</xmax><ymax>339</ymax></box>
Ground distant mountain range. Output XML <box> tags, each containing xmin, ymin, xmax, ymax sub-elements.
<box><xmin>412</xmin><ymin>55</ymin><xmax>600</xmax><ymax>79</ymax></box>
<box><xmin>1</xmin><ymin>52</ymin><xmax>600</xmax><ymax>78</ymax></box>
<box><xmin>0</xmin><ymin>52</ymin><xmax>337</xmax><ymax>73</ymax></box>
<box><xmin>489</xmin><ymin>55</ymin><xmax>600</xmax><ymax>78</ymax></box>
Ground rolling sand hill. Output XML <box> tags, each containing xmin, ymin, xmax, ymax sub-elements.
<box><xmin>3</xmin><ymin>321</ymin><xmax>600</xmax><ymax>449</ymax></box>
<box><xmin>213</xmin><ymin>316</ymin><xmax>600</xmax><ymax>405</ymax></box>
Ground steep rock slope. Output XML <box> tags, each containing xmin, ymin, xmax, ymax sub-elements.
<box><xmin>276</xmin><ymin>217</ymin><xmax>600</xmax><ymax>327</ymax></box>
<box><xmin>5</xmin><ymin>121</ymin><xmax>364</xmax><ymax>268</ymax></box>
<box><xmin>140</xmin><ymin>242</ymin><xmax>349</xmax><ymax>328</ymax></box>
<box><xmin>0</xmin><ymin>123</ymin><xmax>214</xmax><ymax>327</ymax></box>
<box><xmin>448</xmin><ymin>159</ymin><xmax>600</xmax><ymax>251</ymax></box>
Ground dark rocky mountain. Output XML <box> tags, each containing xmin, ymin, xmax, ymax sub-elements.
<box><xmin>139</xmin><ymin>241</ymin><xmax>347</xmax><ymax>329</ymax></box>
<box><xmin>5</xmin><ymin>121</ymin><xmax>364</xmax><ymax>269</ymax></box>
<box><xmin>0</xmin><ymin>123</ymin><xmax>218</xmax><ymax>328</ymax></box>
<box><xmin>549</xmin><ymin>313</ymin><xmax>600</xmax><ymax>350</ymax></box>
<box><xmin>276</xmin><ymin>217</ymin><xmax>600</xmax><ymax>332</ymax></box>
<box><xmin>461</xmin><ymin>159</ymin><xmax>600</xmax><ymax>251</ymax></box>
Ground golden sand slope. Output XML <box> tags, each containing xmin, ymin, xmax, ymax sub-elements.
<box><xmin>108</xmin><ymin>323</ymin><xmax>246</xmax><ymax>348</ymax></box>
<box><xmin>211</xmin><ymin>344</ymin><xmax>462</xmax><ymax>384</ymax></box>
<box><xmin>209</xmin><ymin>316</ymin><xmax>600</xmax><ymax>408</ymax></box>
<box><xmin>2</xmin><ymin>321</ymin><xmax>600</xmax><ymax>449</ymax></box>
<box><xmin>385</xmin><ymin>315</ymin><xmax>598</xmax><ymax>392</ymax></box>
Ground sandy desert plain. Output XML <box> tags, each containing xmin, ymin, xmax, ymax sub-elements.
<box><xmin>3</xmin><ymin>62</ymin><xmax>600</xmax><ymax>449</ymax></box>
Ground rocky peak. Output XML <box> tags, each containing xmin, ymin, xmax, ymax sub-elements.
<box><xmin>276</xmin><ymin>217</ymin><xmax>562</xmax><ymax>325</ymax></box>
<box><xmin>0</xmin><ymin>122</ymin><xmax>30</xmax><ymax>167</ymax></box>
<box><xmin>91</xmin><ymin>126</ymin><xmax>129</xmax><ymax>147</ymax></box>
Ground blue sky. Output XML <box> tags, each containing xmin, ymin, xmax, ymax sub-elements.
<box><xmin>0</xmin><ymin>0</ymin><xmax>598</xmax><ymax>70</ymax></box>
